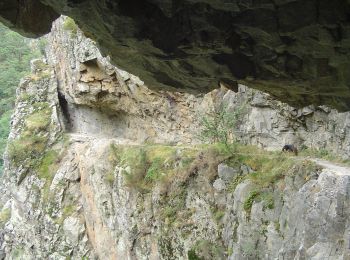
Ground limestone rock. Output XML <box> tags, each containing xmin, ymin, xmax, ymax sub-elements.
<box><xmin>213</xmin><ymin>178</ymin><xmax>226</xmax><ymax>191</ymax></box>
<box><xmin>218</xmin><ymin>163</ymin><xmax>238</xmax><ymax>183</ymax></box>
<box><xmin>63</xmin><ymin>217</ymin><xmax>85</xmax><ymax>245</ymax></box>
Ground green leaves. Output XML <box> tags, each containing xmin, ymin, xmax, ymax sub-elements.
<box><xmin>199</xmin><ymin>102</ymin><xmax>244</xmax><ymax>147</ymax></box>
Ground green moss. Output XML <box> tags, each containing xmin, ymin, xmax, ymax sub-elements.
<box><xmin>260</xmin><ymin>192</ymin><xmax>274</xmax><ymax>210</ymax></box>
<box><xmin>37</xmin><ymin>148</ymin><xmax>67</xmax><ymax>204</ymax></box>
<box><xmin>274</xmin><ymin>221</ymin><xmax>280</xmax><ymax>233</ymax></box>
<box><xmin>18</xmin><ymin>93</ymin><xmax>34</xmax><ymax>102</ymax></box>
<box><xmin>160</xmin><ymin>189</ymin><xmax>188</xmax><ymax>226</ymax></box>
<box><xmin>11</xmin><ymin>247</ymin><xmax>24</xmax><ymax>259</ymax></box>
<box><xmin>63</xmin><ymin>204</ymin><xmax>75</xmax><ymax>216</ymax></box>
<box><xmin>63</xmin><ymin>17</ymin><xmax>78</xmax><ymax>35</ymax></box>
<box><xmin>243</xmin><ymin>190</ymin><xmax>275</xmax><ymax>219</ymax></box>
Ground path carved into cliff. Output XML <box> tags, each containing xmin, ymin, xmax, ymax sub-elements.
<box><xmin>310</xmin><ymin>158</ymin><xmax>350</xmax><ymax>176</ymax></box>
<box><xmin>68</xmin><ymin>133</ymin><xmax>350</xmax><ymax>179</ymax></box>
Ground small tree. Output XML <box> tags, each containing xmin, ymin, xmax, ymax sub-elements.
<box><xmin>199</xmin><ymin>102</ymin><xmax>244</xmax><ymax>150</ymax></box>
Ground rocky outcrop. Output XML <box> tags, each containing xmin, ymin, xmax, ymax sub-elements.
<box><xmin>1</xmin><ymin>1</ymin><xmax>350</xmax><ymax>110</ymax></box>
<box><xmin>215</xmin><ymin>85</ymin><xmax>350</xmax><ymax>158</ymax></box>
<box><xmin>1</xmin><ymin>17</ymin><xmax>350</xmax><ymax>260</ymax></box>
<box><xmin>47</xmin><ymin>18</ymin><xmax>205</xmax><ymax>145</ymax></box>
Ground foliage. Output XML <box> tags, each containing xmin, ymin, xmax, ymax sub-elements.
<box><xmin>37</xmin><ymin>150</ymin><xmax>60</xmax><ymax>180</ymax></box>
<box><xmin>243</xmin><ymin>190</ymin><xmax>260</xmax><ymax>214</ymax></box>
<box><xmin>198</xmin><ymin>102</ymin><xmax>244</xmax><ymax>149</ymax></box>
<box><xmin>0</xmin><ymin>22</ymin><xmax>43</xmax><ymax>173</ymax></box>
<box><xmin>7</xmin><ymin>106</ymin><xmax>52</xmax><ymax>167</ymax></box>
<box><xmin>109</xmin><ymin>144</ymin><xmax>198</xmax><ymax>191</ymax></box>
<box><xmin>188</xmin><ymin>240</ymin><xmax>225</xmax><ymax>260</ymax></box>
<box><xmin>25</xmin><ymin>107</ymin><xmax>51</xmax><ymax>131</ymax></box>
<box><xmin>56</xmin><ymin>204</ymin><xmax>76</xmax><ymax>225</ymax></box>
<box><xmin>37</xmin><ymin>147</ymin><xmax>67</xmax><ymax>203</ymax></box>
<box><xmin>188</xmin><ymin>249</ymin><xmax>202</xmax><ymax>260</ymax></box>
<box><xmin>7</xmin><ymin>135</ymin><xmax>48</xmax><ymax>167</ymax></box>
<box><xmin>225</xmin><ymin>145</ymin><xmax>297</xmax><ymax>188</ymax></box>
<box><xmin>63</xmin><ymin>17</ymin><xmax>78</xmax><ymax>35</ymax></box>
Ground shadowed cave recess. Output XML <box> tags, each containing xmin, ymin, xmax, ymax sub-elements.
<box><xmin>0</xmin><ymin>0</ymin><xmax>349</xmax><ymax>110</ymax></box>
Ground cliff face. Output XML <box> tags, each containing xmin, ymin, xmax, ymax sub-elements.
<box><xmin>1</xmin><ymin>18</ymin><xmax>350</xmax><ymax>259</ymax></box>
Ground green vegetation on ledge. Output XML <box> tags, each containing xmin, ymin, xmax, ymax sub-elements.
<box><xmin>7</xmin><ymin>104</ymin><xmax>52</xmax><ymax>168</ymax></box>
<box><xmin>109</xmin><ymin>141</ymin><xmax>320</xmax><ymax>229</ymax></box>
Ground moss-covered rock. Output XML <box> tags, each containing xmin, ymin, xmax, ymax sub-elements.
<box><xmin>2</xmin><ymin>1</ymin><xmax>350</xmax><ymax>109</ymax></box>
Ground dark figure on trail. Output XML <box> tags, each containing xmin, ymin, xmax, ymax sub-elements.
<box><xmin>282</xmin><ymin>144</ymin><xmax>298</xmax><ymax>155</ymax></box>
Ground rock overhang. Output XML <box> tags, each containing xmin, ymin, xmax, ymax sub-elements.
<box><xmin>0</xmin><ymin>0</ymin><xmax>350</xmax><ymax>110</ymax></box>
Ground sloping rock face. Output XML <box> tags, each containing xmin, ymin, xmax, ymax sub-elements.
<box><xmin>1</xmin><ymin>17</ymin><xmax>350</xmax><ymax>260</ymax></box>
<box><xmin>0</xmin><ymin>0</ymin><xmax>59</xmax><ymax>37</ymax></box>
<box><xmin>1</xmin><ymin>1</ymin><xmax>350</xmax><ymax>110</ymax></box>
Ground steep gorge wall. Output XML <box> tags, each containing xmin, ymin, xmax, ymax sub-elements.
<box><xmin>0</xmin><ymin>17</ymin><xmax>350</xmax><ymax>260</ymax></box>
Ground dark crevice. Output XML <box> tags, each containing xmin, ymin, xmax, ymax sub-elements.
<box><xmin>58</xmin><ymin>91</ymin><xmax>72</xmax><ymax>132</ymax></box>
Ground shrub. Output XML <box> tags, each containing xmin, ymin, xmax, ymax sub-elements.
<box><xmin>198</xmin><ymin>102</ymin><xmax>244</xmax><ymax>151</ymax></box>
